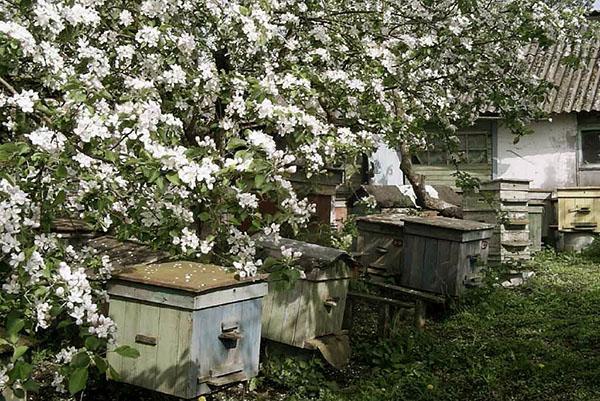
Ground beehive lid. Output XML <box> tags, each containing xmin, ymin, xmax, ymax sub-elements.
<box><xmin>403</xmin><ymin>216</ymin><xmax>494</xmax><ymax>242</ymax></box>
<box><xmin>356</xmin><ymin>213</ymin><xmax>407</xmax><ymax>228</ymax></box>
<box><xmin>253</xmin><ymin>236</ymin><xmax>353</xmax><ymax>281</ymax></box>
<box><xmin>111</xmin><ymin>261</ymin><xmax>264</xmax><ymax>293</ymax></box>
<box><xmin>556</xmin><ymin>187</ymin><xmax>600</xmax><ymax>198</ymax></box>
<box><xmin>479</xmin><ymin>179</ymin><xmax>530</xmax><ymax>192</ymax></box>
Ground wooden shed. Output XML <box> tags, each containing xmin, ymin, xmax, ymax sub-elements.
<box><xmin>254</xmin><ymin>237</ymin><xmax>352</xmax><ymax>367</ymax></box>
<box><xmin>107</xmin><ymin>262</ymin><xmax>267</xmax><ymax>399</ymax></box>
<box><xmin>401</xmin><ymin>216</ymin><xmax>494</xmax><ymax>297</ymax></box>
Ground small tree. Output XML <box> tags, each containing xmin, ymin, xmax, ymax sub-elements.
<box><xmin>0</xmin><ymin>0</ymin><xmax>589</xmax><ymax>396</ymax></box>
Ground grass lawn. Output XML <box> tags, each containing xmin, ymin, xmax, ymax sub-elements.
<box><xmin>236</xmin><ymin>249</ymin><xmax>600</xmax><ymax>401</ymax></box>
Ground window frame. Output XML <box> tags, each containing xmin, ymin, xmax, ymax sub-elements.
<box><xmin>415</xmin><ymin>130</ymin><xmax>491</xmax><ymax>167</ymax></box>
<box><xmin>578</xmin><ymin>126</ymin><xmax>600</xmax><ymax>170</ymax></box>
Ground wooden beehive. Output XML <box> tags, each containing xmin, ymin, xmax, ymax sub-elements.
<box><xmin>528</xmin><ymin>202</ymin><xmax>544</xmax><ymax>253</ymax></box>
<box><xmin>557</xmin><ymin>187</ymin><xmax>600</xmax><ymax>233</ymax></box>
<box><xmin>463</xmin><ymin>179</ymin><xmax>531</xmax><ymax>264</ymax></box>
<box><xmin>107</xmin><ymin>261</ymin><xmax>267</xmax><ymax>399</ymax></box>
<box><xmin>254</xmin><ymin>237</ymin><xmax>352</xmax><ymax>350</ymax></box>
<box><xmin>355</xmin><ymin>213</ymin><xmax>406</xmax><ymax>281</ymax></box>
<box><xmin>400</xmin><ymin>217</ymin><xmax>494</xmax><ymax>297</ymax></box>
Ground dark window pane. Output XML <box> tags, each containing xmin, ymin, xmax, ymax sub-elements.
<box><xmin>468</xmin><ymin>134</ymin><xmax>487</xmax><ymax>149</ymax></box>
<box><xmin>582</xmin><ymin>131</ymin><xmax>600</xmax><ymax>165</ymax></box>
<box><xmin>429</xmin><ymin>151</ymin><xmax>447</xmax><ymax>165</ymax></box>
<box><xmin>468</xmin><ymin>150</ymin><xmax>487</xmax><ymax>164</ymax></box>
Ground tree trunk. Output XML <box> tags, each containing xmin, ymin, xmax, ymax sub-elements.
<box><xmin>398</xmin><ymin>143</ymin><xmax>462</xmax><ymax>218</ymax></box>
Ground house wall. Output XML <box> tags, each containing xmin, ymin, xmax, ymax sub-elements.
<box><xmin>370</xmin><ymin>142</ymin><xmax>404</xmax><ymax>186</ymax></box>
<box><xmin>496</xmin><ymin>113</ymin><xmax>579</xmax><ymax>190</ymax></box>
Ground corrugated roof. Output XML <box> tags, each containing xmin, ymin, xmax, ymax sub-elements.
<box><xmin>527</xmin><ymin>28</ymin><xmax>600</xmax><ymax>113</ymax></box>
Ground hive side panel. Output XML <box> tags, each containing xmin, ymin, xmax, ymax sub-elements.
<box><xmin>240</xmin><ymin>298</ymin><xmax>264</xmax><ymax>378</ymax></box>
<box><xmin>175</xmin><ymin>311</ymin><xmax>194</xmax><ymax>398</ymax></box>
<box><xmin>434</xmin><ymin>240</ymin><xmax>453</xmax><ymax>295</ymax></box>
<box><xmin>154</xmin><ymin>306</ymin><xmax>182</xmax><ymax>395</ymax></box>
<box><xmin>279</xmin><ymin>281</ymin><xmax>303</xmax><ymax>345</ymax></box>
<box><xmin>292</xmin><ymin>281</ymin><xmax>313</xmax><ymax>347</ymax></box>
<box><xmin>420</xmin><ymin>238</ymin><xmax>439</xmax><ymax>293</ymax></box>
<box><xmin>262</xmin><ymin>286</ymin><xmax>287</xmax><ymax>343</ymax></box>
<box><xmin>107</xmin><ymin>298</ymin><xmax>128</xmax><ymax>373</ymax></box>
<box><xmin>402</xmin><ymin>235</ymin><xmax>426</xmax><ymax>290</ymax></box>
<box><xmin>132</xmin><ymin>303</ymin><xmax>160</xmax><ymax>389</ymax></box>
<box><xmin>120</xmin><ymin>300</ymin><xmax>141</xmax><ymax>380</ymax></box>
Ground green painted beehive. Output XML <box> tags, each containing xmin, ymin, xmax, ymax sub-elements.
<box><xmin>254</xmin><ymin>237</ymin><xmax>352</xmax><ymax>350</ymax></box>
<box><xmin>107</xmin><ymin>261</ymin><xmax>267</xmax><ymax>399</ymax></box>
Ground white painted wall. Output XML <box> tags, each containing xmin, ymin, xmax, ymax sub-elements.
<box><xmin>370</xmin><ymin>142</ymin><xmax>404</xmax><ymax>185</ymax></box>
<box><xmin>496</xmin><ymin>114</ymin><xmax>578</xmax><ymax>190</ymax></box>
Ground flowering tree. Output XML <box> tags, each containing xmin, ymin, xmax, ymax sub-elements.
<box><xmin>0</xmin><ymin>0</ymin><xmax>590</xmax><ymax>397</ymax></box>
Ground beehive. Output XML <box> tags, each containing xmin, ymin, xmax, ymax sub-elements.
<box><xmin>557</xmin><ymin>187</ymin><xmax>600</xmax><ymax>233</ymax></box>
<box><xmin>463</xmin><ymin>179</ymin><xmax>531</xmax><ymax>264</ymax></box>
<box><xmin>400</xmin><ymin>216</ymin><xmax>494</xmax><ymax>297</ymax></box>
<box><xmin>355</xmin><ymin>213</ymin><xmax>406</xmax><ymax>281</ymax></box>
<box><xmin>107</xmin><ymin>262</ymin><xmax>267</xmax><ymax>399</ymax></box>
<box><xmin>528</xmin><ymin>201</ymin><xmax>544</xmax><ymax>253</ymax></box>
<box><xmin>254</xmin><ymin>237</ymin><xmax>352</xmax><ymax>350</ymax></box>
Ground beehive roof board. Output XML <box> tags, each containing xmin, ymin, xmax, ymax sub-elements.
<box><xmin>402</xmin><ymin>217</ymin><xmax>494</xmax><ymax>243</ymax></box>
<box><xmin>355</xmin><ymin>213</ymin><xmax>408</xmax><ymax>238</ymax></box>
<box><xmin>253</xmin><ymin>236</ymin><xmax>352</xmax><ymax>281</ymax></box>
<box><xmin>478</xmin><ymin>178</ymin><xmax>531</xmax><ymax>192</ymax></box>
<box><xmin>108</xmin><ymin>261</ymin><xmax>267</xmax><ymax>310</ymax></box>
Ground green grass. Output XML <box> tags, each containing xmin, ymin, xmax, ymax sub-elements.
<box><xmin>242</xmin><ymin>249</ymin><xmax>600</xmax><ymax>401</ymax></box>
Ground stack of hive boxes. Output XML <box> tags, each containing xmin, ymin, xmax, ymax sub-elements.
<box><xmin>462</xmin><ymin>179</ymin><xmax>531</xmax><ymax>264</ymax></box>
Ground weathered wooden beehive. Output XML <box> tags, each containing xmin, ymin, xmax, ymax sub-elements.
<box><xmin>528</xmin><ymin>201</ymin><xmax>544</xmax><ymax>253</ymax></box>
<box><xmin>400</xmin><ymin>216</ymin><xmax>494</xmax><ymax>297</ymax></box>
<box><xmin>107</xmin><ymin>261</ymin><xmax>267</xmax><ymax>399</ymax></box>
<box><xmin>254</xmin><ymin>237</ymin><xmax>352</xmax><ymax>362</ymax></box>
<box><xmin>557</xmin><ymin>187</ymin><xmax>600</xmax><ymax>233</ymax></box>
<box><xmin>355</xmin><ymin>213</ymin><xmax>407</xmax><ymax>281</ymax></box>
<box><xmin>462</xmin><ymin>179</ymin><xmax>531</xmax><ymax>264</ymax></box>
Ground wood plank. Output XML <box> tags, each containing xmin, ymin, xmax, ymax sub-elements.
<box><xmin>107</xmin><ymin>298</ymin><xmax>127</xmax><ymax>373</ymax></box>
<box><xmin>133</xmin><ymin>302</ymin><xmax>160</xmax><ymax>389</ymax></box>
<box><xmin>155</xmin><ymin>307</ymin><xmax>181</xmax><ymax>395</ymax></box>
<box><xmin>420</xmin><ymin>238</ymin><xmax>439</xmax><ymax>293</ymax></box>
<box><xmin>361</xmin><ymin>280</ymin><xmax>445</xmax><ymax>303</ymax></box>
<box><xmin>175</xmin><ymin>311</ymin><xmax>193</xmax><ymax>398</ymax></box>
<box><xmin>120</xmin><ymin>300</ymin><xmax>140</xmax><ymax>382</ymax></box>
<box><xmin>347</xmin><ymin>292</ymin><xmax>414</xmax><ymax>308</ymax></box>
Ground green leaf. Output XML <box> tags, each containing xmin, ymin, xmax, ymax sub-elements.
<box><xmin>53</xmin><ymin>190</ymin><xmax>66</xmax><ymax>206</ymax></box>
<box><xmin>84</xmin><ymin>336</ymin><xmax>101</xmax><ymax>351</ymax></box>
<box><xmin>56</xmin><ymin>164</ymin><xmax>68</xmax><ymax>178</ymax></box>
<box><xmin>226</xmin><ymin>138</ymin><xmax>247</xmax><ymax>150</ymax></box>
<box><xmin>107</xmin><ymin>365</ymin><xmax>120</xmax><ymax>380</ymax></box>
<box><xmin>166</xmin><ymin>172</ymin><xmax>181</xmax><ymax>185</ymax></box>
<box><xmin>0</xmin><ymin>142</ymin><xmax>29</xmax><ymax>161</ymax></box>
<box><xmin>12</xmin><ymin>388</ymin><xmax>25</xmax><ymax>399</ymax></box>
<box><xmin>68</xmin><ymin>367</ymin><xmax>88</xmax><ymax>395</ymax></box>
<box><xmin>113</xmin><ymin>345</ymin><xmax>140</xmax><ymax>358</ymax></box>
<box><xmin>254</xmin><ymin>174</ymin><xmax>266</xmax><ymax>188</ymax></box>
<box><xmin>6</xmin><ymin>314</ymin><xmax>24</xmax><ymax>343</ymax></box>
<box><xmin>70</xmin><ymin>351</ymin><xmax>91</xmax><ymax>368</ymax></box>
<box><xmin>93</xmin><ymin>356</ymin><xmax>108</xmax><ymax>374</ymax></box>
<box><xmin>57</xmin><ymin>319</ymin><xmax>72</xmax><ymax>329</ymax></box>
<box><xmin>22</xmin><ymin>379</ymin><xmax>40</xmax><ymax>392</ymax></box>
<box><xmin>12</xmin><ymin>345</ymin><xmax>28</xmax><ymax>361</ymax></box>
<box><xmin>9</xmin><ymin>361</ymin><xmax>33</xmax><ymax>381</ymax></box>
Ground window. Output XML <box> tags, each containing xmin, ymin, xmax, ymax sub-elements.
<box><xmin>413</xmin><ymin>132</ymin><xmax>489</xmax><ymax>166</ymax></box>
<box><xmin>581</xmin><ymin>129</ymin><xmax>600</xmax><ymax>166</ymax></box>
